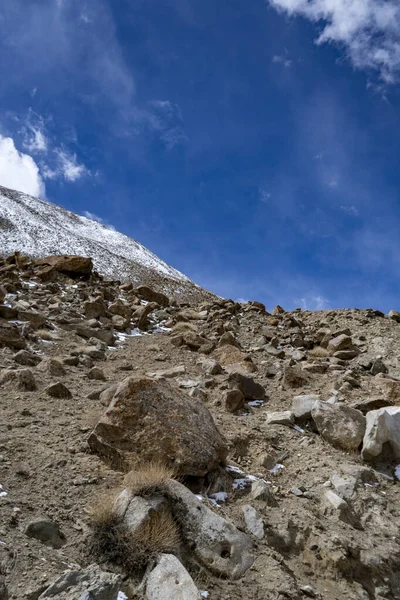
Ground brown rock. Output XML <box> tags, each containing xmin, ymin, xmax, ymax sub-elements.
<box><xmin>228</xmin><ymin>372</ymin><xmax>266</xmax><ymax>400</ymax></box>
<box><xmin>224</xmin><ymin>389</ymin><xmax>245</xmax><ymax>412</ymax></box>
<box><xmin>34</xmin><ymin>255</ymin><xmax>93</xmax><ymax>275</ymax></box>
<box><xmin>312</xmin><ymin>402</ymin><xmax>366</xmax><ymax>451</ymax></box>
<box><xmin>212</xmin><ymin>345</ymin><xmax>256</xmax><ymax>374</ymax></box>
<box><xmin>84</xmin><ymin>299</ymin><xmax>107</xmax><ymax>319</ymax></box>
<box><xmin>0</xmin><ymin>284</ymin><xmax>6</xmax><ymax>302</ymax></box>
<box><xmin>0</xmin><ymin>322</ymin><xmax>26</xmax><ymax>349</ymax></box>
<box><xmin>37</xmin><ymin>358</ymin><xmax>66</xmax><ymax>377</ymax></box>
<box><xmin>14</xmin><ymin>350</ymin><xmax>42</xmax><ymax>367</ymax></box>
<box><xmin>133</xmin><ymin>303</ymin><xmax>157</xmax><ymax>329</ymax></box>
<box><xmin>45</xmin><ymin>382</ymin><xmax>72</xmax><ymax>398</ymax></box>
<box><xmin>88</xmin><ymin>377</ymin><xmax>228</xmax><ymax>476</ymax></box>
<box><xmin>135</xmin><ymin>286</ymin><xmax>169</xmax><ymax>307</ymax></box>
<box><xmin>283</xmin><ymin>365</ymin><xmax>310</xmax><ymax>389</ymax></box>
<box><xmin>327</xmin><ymin>334</ymin><xmax>353</xmax><ymax>353</ymax></box>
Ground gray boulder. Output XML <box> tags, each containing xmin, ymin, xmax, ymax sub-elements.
<box><xmin>292</xmin><ymin>394</ymin><xmax>320</xmax><ymax>420</ymax></box>
<box><xmin>165</xmin><ymin>479</ymin><xmax>253</xmax><ymax>579</ymax></box>
<box><xmin>242</xmin><ymin>505</ymin><xmax>264</xmax><ymax>539</ymax></box>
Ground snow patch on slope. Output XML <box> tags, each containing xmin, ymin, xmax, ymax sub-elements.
<box><xmin>0</xmin><ymin>186</ymin><xmax>191</xmax><ymax>288</ymax></box>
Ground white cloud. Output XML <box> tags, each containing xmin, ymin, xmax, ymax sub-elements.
<box><xmin>299</xmin><ymin>294</ymin><xmax>329</xmax><ymax>310</ymax></box>
<box><xmin>23</xmin><ymin>126</ymin><xmax>48</xmax><ymax>153</ymax></box>
<box><xmin>267</xmin><ymin>0</ymin><xmax>400</xmax><ymax>82</ymax></box>
<box><xmin>82</xmin><ymin>210</ymin><xmax>116</xmax><ymax>231</ymax></box>
<box><xmin>272</xmin><ymin>54</ymin><xmax>292</xmax><ymax>67</ymax></box>
<box><xmin>0</xmin><ymin>135</ymin><xmax>45</xmax><ymax>197</ymax></box>
<box><xmin>56</xmin><ymin>149</ymin><xmax>89</xmax><ymax>181</ymax></box>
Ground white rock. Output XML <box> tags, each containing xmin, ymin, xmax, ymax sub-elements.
<box><xmin>292</xmin><ymin>395</ymin><xmax>320</xmax><ymax>419</ymax></box>
<box><xmin>146</xmin><ymin>554</ymin><xmax>200</xmax><ymax>600</ymax></box>
<box><xmin>242</xmin><ymin>505</ymin><xmax>264</xmax><ymax>539</ymax></box>
<box><xmin>362</xmin><ymin>406</ymin><xmax>400</xmax><ymax>460</ymax></box>
<box><xmin>265</xmin><ymin>411</ymin><xmax>294</xmax><ymax>425</ymax></box>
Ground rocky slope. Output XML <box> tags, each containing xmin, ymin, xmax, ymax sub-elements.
<box><xmin>0</xmin><ymin>186</ymin><xmax>215</xmax><ymax>303</ymax></box>
<box><xmin>1</xmin><ymin>252</ymin><xmax>400</xmax><ymax>600</ymax></box>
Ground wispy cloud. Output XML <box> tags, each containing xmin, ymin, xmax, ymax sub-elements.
<box><xmin>259</xmin><ymin>185</ymin><xmax>272</xmax><ymax>203</ymax></box>
<box><xmin>21</xmin><ymin>111</ymin><xmax>48</xmax><ymax>153</ymax></box>
<box><xmin>298</xmin><ymin>294</ymin><xmax>329</xmax><ymax>310</ymax></box>
<box><xmin>340</xmin><ymin>204</ymin><xmax>359</xmax><ymax>216</ymax></box>
<box><xmin>55</xmin><ymin>149</ymin><xmax>88</xmax><ymax>181</ymax></box>
<box><xmin>272</xmin><ymin>54</ymin><xmax>292</xmax><ymax>68</ymax></box>
<box><xmin>0</xmin><ymin>135</ymin><xmax>45</xmax><ymax>197</ymax></box>
<box><xmin>82</xmin><ymin>210</ymin><xmax>116</xmax><ymax>230</ymax></box>
<box><xmin>267</xmin><ymin>0</ymin><xmax>400</xmax><ymax>82</ymax></box>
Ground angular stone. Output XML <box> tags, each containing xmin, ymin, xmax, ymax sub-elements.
<box><xmin>88</xmin><ymin>377</ymin><xmax>228</xmax><ymax>476</ymax></box>
<box><xmin>17</xmin><ymin>310</ymin><xmax>46</xmax><ymax>330</ymax></box>
<box><xmin>34</xmin><ymin>255</ymin><xmax>93</xmax><ymax>275</ymax></box>
<box><xmin>87</xmin><ymin>367</ymin><xmax>106</xmax><ymax>381</ymax></box>
<box><xmin>166</xmin><ymin>479</ymin><xmax>253</xmax><ymax>579</ymax></box>
<box><xmin>228</xmin><ymin>372</ymin><xmax>266</xmax><ymax>400</ymax></box>
<box><xmin>0</xmin><ymin>284</ymin><xmax>6</xmax><ymax>302</ymax></box>
<box><xmin>362</xmin><ymin>406</ymin><xmax>400</xmax><ymax>460</ymax></box>
<box><xmin>224</xmin><ymin>389</ymin><xmax>245</xmax><ymax>412</ymax></box>
<box><xmin>265</xmin><ymin>411</ymin><xmax>294</xmax><ymax>426</ymax></box>
<box><xmin>0</xmin><ymin>322</ymin><xmax>26</xmax><ymax>349</ymax></box>
<box><xmin>283</xmin><ymin>366</ymin><xmax>310</xmax><ymax>389</ymax></box>
<box><xmin>14</xmin><ymin>350</ymin><xmax>42</xmax><ymax>367</ymax></box>
<box><xmin>327</xmin><ymin>335</ymin><xmax>353</xmax><ymax>353</ymax></box>
<box><xmin>388</xmin><ymin>310</ymin><xmax>400</xmax><ymax>323</ymax></box>
<box><xmin>330</xmin><ymin>474</ymin><xmax>358</xmax><ymax>500</ymax></box>
<box><xmin>212</xmin><ymin>345</ymin><xmax>256</xmax><ymax>374</ymax></box>
<box><xmin>37</xmin><ymin>358</ymin><xmax>66</xmax><ymax>377</ymax></box>
<box><xmin>75</xmin><ymin>324</ymin><xmax>116</xmax><ymax>346</ymax></box>
<box><xmin>136</xmin><ymin>286</ymin><xmax>169</xmax><ymax>307</ymax></box>
<box><xmin>312</xmin><ymin>402</ymin><xmax>366</xmax><ymax>451</ymax></box>
<box><xmin>84</xmin><ymin>299</ymin><xmax>107</xmax><ymax>319</ymax></box>
<box><xmin>146</xmin><ymin>554</ymin><xmax>199</xmax><ymax>600</ymax></box>
<box><xmin>198</xmin><ymin>358</ymin><xmax>223</xmax><ymax>375</ymax></box>
<box><xmin>242</xmin><ymin>505</ymin><xmax>264</xmax><ymax>539</ymax></box>
<box><xmin>38</xmin><ymin>564</ymin><xmax>121</xmax><ymax>599</ymax></box>
<box><xmin>292</xmin><ymin>395</ymin><xmax>320</xmax><ymax>420</ymax></box>
<box><xmin>147</xmin><ymin>365</ymin><xmax>186</xmax><ymax>379</ymax></box>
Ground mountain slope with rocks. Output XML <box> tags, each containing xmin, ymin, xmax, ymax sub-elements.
<box><xmin>1</xmin><ymin>251</ymin><xmax>400</xmax><ymax>600</ymax></box>
<box><xmin>0</xmin><ymin>185</ymin><xmax>215</xmax><ymax>303</ymax></box>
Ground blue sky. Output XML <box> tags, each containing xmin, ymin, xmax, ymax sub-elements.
<box><xmin>1</xmin><ymin>0</ymin><xmax>400</xmax><ymax>311</ymax></box>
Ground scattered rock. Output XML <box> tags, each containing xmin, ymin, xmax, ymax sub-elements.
<box><xmin>292</xmin><ymin>394</ymin><xmax>320</xmax><ymax>420</ymax></box>
<box><xmin>283</xmin><ymin>366</ymin><xmax>310</xmax><ymax>389</ymax></box>
<box><xmin>14</xmin><ymin>349</ymin><xmax>42</xmax><ymax>367</ymax></box>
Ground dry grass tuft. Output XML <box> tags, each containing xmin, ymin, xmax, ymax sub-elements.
<box><xmin>36</xmin><ymin>329</ymin><xmax>60</xmax><ymax>341</ymax></box>
<box><xmin>309</xmin><ymin>346</ymin><xmax>329</xmax><ymax>358</ymax></box>
<box><xmin>172</xmin><ymin>321</ymin><xmax>197</xmax><ymax>334</ymax></box>
<box><xmin>123</xmin><ymin>461</ymin><xmax>175</xmax><ymax>497</ymax></box>
<box><xmin>88</xmin><ymin>492</ymin><xmax>180</xmax><ymax>572</ymax></box>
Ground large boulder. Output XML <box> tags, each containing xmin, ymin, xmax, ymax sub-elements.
<box><xmin>311</xmin><ymin>402</ymin><xmax>366</xmax><ymax>451</ymax></box>
<box><xmin>34</xmin><ymin>255</ymin><xmax>93</xmax><ymax>275</ymax></box>
<box><xmin>145</xmin><ymin>554</ymin><xmax>200</xmax><ymax>600</ymax></box>
<box><xmin>362</xmin><ymin>406</ymin><xmax>400</xmax><ymax>460</ymax></box>
<box><xmin>88</xmin><ymin>377</ymin><xmax>228</xmax><ymax>476</ymax></box>
<box><xmin>166</xmin><ymin>479</ymin><xmax>253</xmax><ymax>579</ymax></box>
<box><xmin>136</xmin><ymin>285</ymin><xmax>169</xmax><ymax>307</ymax></box>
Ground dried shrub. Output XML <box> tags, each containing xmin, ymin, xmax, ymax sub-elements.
<box><xmin>88</xmin><ymin>492</ymin><xmax>180</xmax><ymax>572</ymax></box>
<box><xmin>172</xmin><ymin>321</ymin><xmax>197</xmax><ymax>334</ymax></box>
<box><xmin>36</xmin><ymin>329</ymin><xmax>60</xmax><ymax>341</ymax></box>
<box><xmin>123</xmin><ymin>461</ymin><xmax>175</xmax><ymax>497</ymax></box>
<box><xmin>309</xmin><ymin>346</ymin><xmax>329</xmax><ymax>358</ymax></box>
